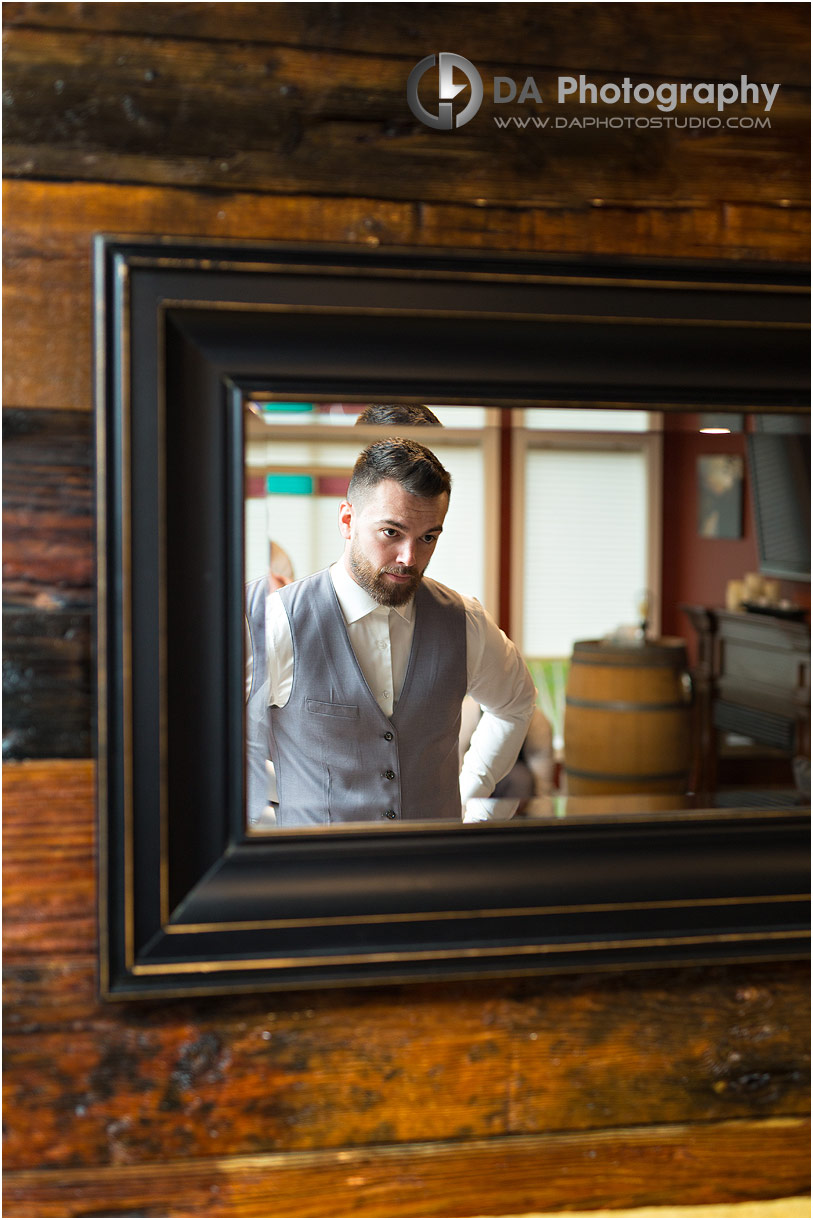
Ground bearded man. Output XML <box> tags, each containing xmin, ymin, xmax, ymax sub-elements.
<box><xmin>246</xmin><ymin>438</ymin><xmax>535</xmax><ymax>827</ymax></box>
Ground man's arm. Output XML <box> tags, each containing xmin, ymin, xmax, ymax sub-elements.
<box><xmin>245</xmin><ymin>589</ymin><xmax>295</xmax><ymax>824</ymax></box>
<box><xmin>459</xmin><ymin>599</ymin><xmax>537</xmax><ymax>808</ymax></box>
<box><xmin>246</xmin><ymin>681</ymin><xmax>275</xmax><ymax>824</ymax></box>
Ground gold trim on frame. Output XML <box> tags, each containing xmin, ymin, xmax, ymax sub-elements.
<box><xmin>158</xmin><ymin>296</ymin><xmax>808</xmax><ymax>332</ymax></box>
<box><xmin>166</xmin><ymin>892</ymin><xmax>810</xmax><ymax>935</ymax></box>
<box><xmin>118</xmin><ymin>244</ymin><xmax>810</xmax><ymax>297</ymax></box>
<box><xmin>132</xmin><ymin>928</ymin><xmax>810</xmax><ymax>976</ymax></box>
<box><xmin>119</xmin><ymin>260</ymin><xmax>136</xmax><ymax>972</ymax></box>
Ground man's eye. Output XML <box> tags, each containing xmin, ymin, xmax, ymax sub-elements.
<box><xmin>422</xmin><ymin>534</ymin><xmax>438</xmax><ymax>544</ymax></box>
<box><xmin>382</xmin><ymin>528</ymin><xmax>399</xmax><ymax>537</ymax></box>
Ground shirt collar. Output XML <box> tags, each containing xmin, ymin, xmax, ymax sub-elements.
<box><xmin>330</xmin><ymin>562</ymin><xmax>415</xmax><ymax>625</ymax></box>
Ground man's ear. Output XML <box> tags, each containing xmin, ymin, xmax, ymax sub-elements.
<box><xmin>338</xmin><ymin>500</ymin><xmax>354</xmax><ymax>540</ymax></box>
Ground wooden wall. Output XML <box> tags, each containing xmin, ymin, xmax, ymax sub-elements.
<box><xmin>3</xmin><ymin>4</ymin><xmax>810</xmax><ymax>1216</ymax></box>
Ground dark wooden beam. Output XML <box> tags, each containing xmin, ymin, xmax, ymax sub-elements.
<box><xmin>3</xmin><ymin>21</ymin><xmax>809</xmax><ymax>205</ymax></box>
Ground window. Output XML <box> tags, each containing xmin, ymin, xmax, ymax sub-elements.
<box><xmin>513</xmin><ymin>410</ymin><xmax>661</xmax><ymax>748</ymax></box>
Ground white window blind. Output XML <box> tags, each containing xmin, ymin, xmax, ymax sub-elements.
<box><xmin>244</xmin><ymin>498</ymin><xmax>271</xmax><ymax>583</ymax></box>
<box><xmin>522</xmin><ymin>447</ymin><xmax>648</xmax><ymax>657</ymax></box>
<box><xmin>524</xmin><ymin>408</ymin><xmax>650</xmax><ymax>432</ymax></box>
<box><xmin>418</xmin><ymin>443</ymin><xmax>485</xmax><ymax>604</ymax></box>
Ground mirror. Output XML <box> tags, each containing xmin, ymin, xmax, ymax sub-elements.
<box><xmin>95</xmin><ymin>237</ymin><xmax>810</xmax><ymax>998</ymax></box>
<box><xmin>243</xmin><ymin>400</ymin><xmax>810</xmax><ymax>833</ymax></box>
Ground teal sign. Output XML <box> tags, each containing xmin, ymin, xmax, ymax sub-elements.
<box><xmin>265</xmin><ymin>474</ymin><xmax>314</xmax><ymax>495</ymax></box>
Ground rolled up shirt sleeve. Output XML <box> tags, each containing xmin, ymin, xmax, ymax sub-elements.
<box><xmin>459</xmin><ymin>597</ymin><xmax>537</xmax><ymax>807</ymax></box>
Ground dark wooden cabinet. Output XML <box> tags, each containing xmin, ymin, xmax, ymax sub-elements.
<box><xmin>682</xmin><ymin>606</ymin><xmax>810</xmax><ymax>800</ymax></box>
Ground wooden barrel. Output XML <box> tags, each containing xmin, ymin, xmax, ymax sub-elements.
<box><xmin>563</xmin><ymin>638</ymin><xmax>692</xmax><ymax>795</ymax></box>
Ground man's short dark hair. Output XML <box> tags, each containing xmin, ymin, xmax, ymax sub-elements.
<box><xmin>355</xmin><ymin>403</ymin><xmax>443</xmax><ymax>427</ymax></box>
<box><xmin>348</xmin><ymin>438</ymin><xmax>452</xmax><ymax>505</ymax></box>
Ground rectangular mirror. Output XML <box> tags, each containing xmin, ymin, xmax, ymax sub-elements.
<box><xmin>244</xmin><ymin>402</ymin><xmax>811</xmax><ymax>832</ymax></box>
<box><xmin>96</xmin><ymin>237</ymin><xmax>810</xmax><ymax>997</ymax></box>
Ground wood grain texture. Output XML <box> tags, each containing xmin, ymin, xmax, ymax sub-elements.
<box><xmin>3</xmin><ymin>21</ymin><xmax>809</xmax><ymax>206</ymax></box>
<box><xmin>2</xmin><ymin>1119</ymin><xmax>810</xmax><ymax>1218</ymax></box>
<box><xmin>2</xmin><ymin>608</ymin><xmax>92</xmax><ymax>758</ymax></box>
<box><xmin>3</xmin><ymin>181</ymin><xmax>810</xmax><ymax>413</ymax></box>
<box><xmin>4</xmin><ymin>762</ymin><xmax>810</xmax><ymax>1174</ymax></box>
<box><xmin>3</xmin><ymin>409</ymin><xmax>94</xmax><ymax>757</ymax></box>
<box><xmin>2</xmin><ymin>761</ymin><xmax>96</xmax><ymax>956</ymax></box>
<box><xmin>3</xmin><ymin>2</ymin><xmax>809</xmax><ymax>81</ymax></box>
<box><xmin>6</xmin><ymin>962</ymin><xmax>809</xmax><ymax>1169</ymax></box>
<box><xmin>2</xmin><ymin>409</ymin><xmax>93</xmax><ymax>606</ymax></box>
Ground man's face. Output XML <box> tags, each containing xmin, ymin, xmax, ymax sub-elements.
<box><xmin>339</xmin><ymin>478</ymin><xmax>449</xmax><ymax>606</ymax></box>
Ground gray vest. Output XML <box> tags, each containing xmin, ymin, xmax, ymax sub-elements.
<box><xmin>270</xmin><ymin>568</ymin><xmax>467</xmax><ymax>826</ymax></box>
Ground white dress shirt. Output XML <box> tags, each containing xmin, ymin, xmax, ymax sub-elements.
<box><xmin>259</xmin><ymin>562</ymin><xmax>536</xmax><ymax>817</ymax></box>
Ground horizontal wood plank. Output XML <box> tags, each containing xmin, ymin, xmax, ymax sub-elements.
<box><xmin>2</xmin><ymin>408</ymin><xmax>93</xmax><ymax>607</ymax></box>
<box><xmin>3</xmin><ymin>180</ymin><xmax>810</xmax><ymax>412</ymax></box>
<box><xmin>2</xmin><ymin>2</ymin><xmax>809</xmax><ymax>82</ymax></box>
<box><xmin>2</xmin><ymin>609</ymin><xmax>92</xmax><ymax>758</ymax></box>
<box><xmin>2</xmin><ymin>762</ymin><xmax>96</xmax><ymax>951</ymax></box>
<box><xmin>2</xmin><ymin>1118</ymin><xmax>810</xmax><ymax>1218</ymax></box>
<box><xmin>3</xmin><ymin>24</ymin><xmax>809</xmax><ymax>205</ymax></box>
<box><xmin>2</xmin><ymin>408</ymin><xmax>94</xmax><ymax>756</ymax></box>
<box><xmin>5</xmin><ymin>972</ymin><xmax>809</xmax><ymax>1169</ymax></box>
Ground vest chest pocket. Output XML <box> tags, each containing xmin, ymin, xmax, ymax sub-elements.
<box><xmin>306</xmin><ymin>699</ymin><xmax>359</xmax><ymax>719</ymax></box>
<box><xmin>304</xmin><ymin>698</ymin><xmax>365</xmax><ymax>768</ymax></box>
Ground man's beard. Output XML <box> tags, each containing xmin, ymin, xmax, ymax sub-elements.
<box><xmin>349</xmin><ymin>541</ymin><xmax>423</xmax><ymax>607</ymax></box>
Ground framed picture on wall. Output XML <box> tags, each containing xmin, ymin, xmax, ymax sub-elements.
<box><xmin>697</xmin><ymin>454</ymin><xmax>744</xmax><ymax>539</ymax></box>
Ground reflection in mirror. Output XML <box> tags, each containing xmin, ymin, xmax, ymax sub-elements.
<box><xmin>244</xmin><ymin>402</ymin><xmax>810</xmax><ymax>833</ymax></box>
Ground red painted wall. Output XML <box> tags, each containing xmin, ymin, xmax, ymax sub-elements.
<box><xmin>660</xmin><ymin>414</ymin><xmax>810</xmax><ymax>661</ymax></box>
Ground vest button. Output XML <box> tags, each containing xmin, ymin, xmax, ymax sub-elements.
<box><xmin>384</xmin><ymin>731</ymin><xmax>394</xmax><ymax>741</ymax></box>
<box><xmin>382</xmin><ymin>809</ymin><xmax>397</xmax><ymax>820</ymax></box>
<box><xmin>383</xmin><ymin>769</ymin><xmax>396</xmax><ymax>780</ymax></box>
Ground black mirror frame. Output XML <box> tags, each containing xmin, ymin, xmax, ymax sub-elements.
<box><xmin>95</xmin><ymin>237</ymin><xmax>810</xmax><ymax>999</ymax></box>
